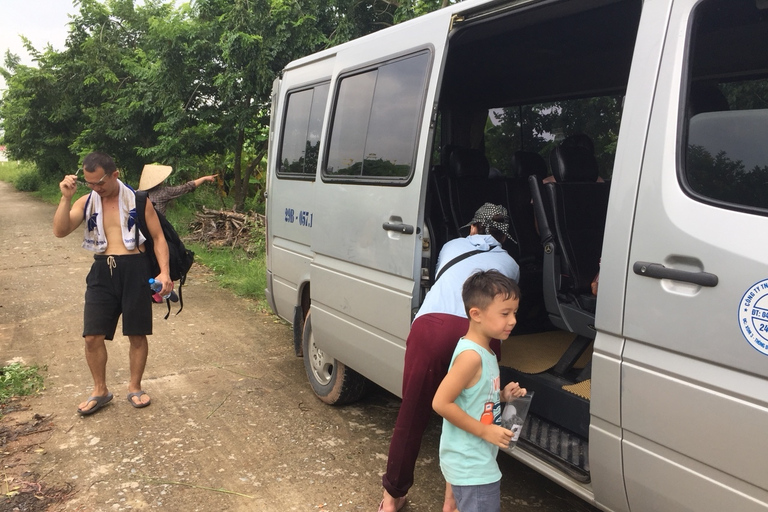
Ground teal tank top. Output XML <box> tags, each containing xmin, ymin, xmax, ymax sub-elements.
<box><xmin>439</xmin><ymin>337</ymin><xmax>502</xmax><ymax>485</ymax></box>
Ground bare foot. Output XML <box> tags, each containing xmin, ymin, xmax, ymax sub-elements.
<box><xmin>127</xmin><ymin>390</ymin><xmax>151</xmax><ymax>408</ymax></box>
<box><xmin>379</xmin><ymin>490</ymin><xmax>406</xmax><ymax>512</ymax></box>
<box><xmin>77</xmin><ymin>392</ymin><xmax>113</xmax><ymax>415</ymax></box>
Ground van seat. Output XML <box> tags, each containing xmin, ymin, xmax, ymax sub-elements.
<box><xmin>445</xmin><ymin>146</ymin><xmax>517</xmax><ymax>250</ymax></box>
<box><xmin>508</xmin><ymin>150</ymin><xmax>548</xmax><ymax>265</ymax></box>
<box><xmin>529</xmin><ymin>139</ymin><xmax>610</xmax><ymax>338</ymax></box>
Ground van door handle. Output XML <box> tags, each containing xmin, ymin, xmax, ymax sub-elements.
<box><xmin>382</xmin><ymin>222</ymin><xmax>414</xmax><ymax>235</ymax></box>
<box><xmin>633</xmin><ymin>261</ymin><xmax>718</xmax><ymax>287</ymax></box>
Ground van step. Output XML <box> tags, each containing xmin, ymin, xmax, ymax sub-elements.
<box><xmin>519</xmin><ymin>414</ymin><xmax>590</xmax><ymax>482</ymax></box>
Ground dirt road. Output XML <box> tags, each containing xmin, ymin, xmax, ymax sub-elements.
<box><xmin>0</xmin><ymin>181</ymin><xmax>597</xmax><ymax>511</ymax></box>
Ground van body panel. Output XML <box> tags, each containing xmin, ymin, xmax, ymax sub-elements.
<box><xmin>622</xmin><ymin>433</ymin><xmax>768</xmax><ymax>512</ymax></box>
<box><xmin>308</xmin><ymin>14</ymin><xmax>451</xmax><ymax>389</ymax></box>
<box><xmin>622</xmin><ymin>0</ymin><xmax>768</xmax><ymax>509</ymax></box>
<box><xmin>622</xmin><ymin>348</ymin><xmax>768</xmax><ymax>489</ymax></box>
<box><xmin>310</xmin><ymin>301</ymin><xmax>406</xmax><ymax>397</ymax></box>
<box><xmin>265</xmin><ymin>55</ymin><xmax>335</xmax><ymax>322</ymax></box>
<box><xmin>269</xmin><ymin>237</ymin><xmax>313</xmax><ymax>321</ymax></box>
<box><xmin>310</xmin><ymin>254</ymin><xmax>412</xmax><ymax>342</ymax></box>
<box><xmin>589</xmin><ymin>417</ymin><xmax>628</xmax><ymax>512</ymax></box>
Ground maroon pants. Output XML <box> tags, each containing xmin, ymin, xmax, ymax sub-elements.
<box><xmin>382</xmin><ymin>313</ymin><xmax>500</xmax><ymax>498</ymax></box>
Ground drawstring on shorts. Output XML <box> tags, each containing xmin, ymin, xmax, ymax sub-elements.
<box><xmin>106</xmin><ymin>255</ymin><xmax>116</xmax><ymax>276</ymax></box>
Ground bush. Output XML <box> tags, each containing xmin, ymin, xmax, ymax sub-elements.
<box><xmin>15</xmin><ymin>170</ymin><xmax>41</xmax><ymax>192</ymax></box>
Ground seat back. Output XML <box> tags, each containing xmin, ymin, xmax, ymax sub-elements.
<box><xmin>547</xmin><ymin>141</ymin><xmax>607</xmax><ymax>295</ymax></box>
<box><xmin>508</xmin><ymin>151</ymin><xmax>548</xmax><ymax>264</ymax></box>
<box><xmin>546</xmin><ymin>181</ymin><xmax>609</xmax><ymax>295</ymax></box>
<box><xmin>445</xmin><ymin>145</ymin><xmax>508</xmax><ymax>235</ymax></box>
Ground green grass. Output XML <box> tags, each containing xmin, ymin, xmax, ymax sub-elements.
<box><xmin>186</xmin><ymin>242</ymin><xmax>268</xmax><ymax>310</ymax></box>
<box><xmin>163</xmin><ymin>186</ymin><xmax>268</xmax><ymax>308</ymax></box>
<box><xmin>0</xmin><ymin>160</ymin><xmax>35</xmax><ymax>184</ymax></box>
<box><xmin>0</xmin><ymin>363</ymin><xmax>46</xmax><ymax>415</ymax></box>
<box><xmin>0</xmin><ymin>161</ymin><xmax>68</xmax><ymax>201</ymax></box>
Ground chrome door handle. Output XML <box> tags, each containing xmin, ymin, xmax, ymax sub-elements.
<box><xmin>633</xmin><ymin>261</ymin><xmax>718</xmax><ymax>287</ymax></box>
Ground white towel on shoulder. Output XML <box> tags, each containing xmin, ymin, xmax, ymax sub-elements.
<box><xmin>82</xmin><ymin>179</ymin><xmax>146</xmax><ymax>253</ymax></box>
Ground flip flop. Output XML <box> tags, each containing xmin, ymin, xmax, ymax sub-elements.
<box><xmin>127</xmin><ymin>390</ymin><xmax>151</xmax><ymax>408</ymax></box>
<box><xmin>378</xmin><ymin>496</ymin><xmax>406</xmax><ymax>512</ymax></box>
<box><xmin>77</xmin><ymin>392</ymin><xmax>113</xmax><ymax>416</ymax></box>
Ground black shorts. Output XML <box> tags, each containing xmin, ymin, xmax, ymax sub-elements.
<box><xmin>83</xmin><ymin>254</ymin><xmax>153</xmax><ymax>340</ymax></box>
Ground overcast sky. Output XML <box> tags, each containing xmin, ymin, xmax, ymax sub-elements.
<box><xmin>0</xmin><ymin>0</ymin><xmax>78</xmax><ymax>91</ymax></box>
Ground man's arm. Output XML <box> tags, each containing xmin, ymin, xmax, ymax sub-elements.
<box><xmin>53</xmin><ymin>174</ymin><xmax>87</xmax><ymax>237</ymax></box>
<box><xmin>143</xmin><ymin>199</ymin><xmax>173</xmax><ymax>295</ymax></box>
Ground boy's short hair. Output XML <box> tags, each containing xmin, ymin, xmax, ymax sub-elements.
<box><xmin>462</xmin><ymin>269</ymin><xmax>520</xmax><ymax>316</ymax></box>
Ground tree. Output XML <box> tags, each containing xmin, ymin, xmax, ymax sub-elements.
<box><xmin>1</xmin><ymin>0</ymin><xmax>454</xmax><ymax>206</ymax></box>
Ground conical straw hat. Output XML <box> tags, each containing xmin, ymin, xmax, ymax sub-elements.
<box><xmin>138</xmin><ymin>164</ymin><xmax>173</xmax><ymax>191</ymax></box>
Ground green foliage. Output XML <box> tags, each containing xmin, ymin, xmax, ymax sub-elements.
<box><xmin>0</xmin><ymin>161</ymin><xmax>35</xmax><ymax>183</ymax></box>
<box><xmin>0</xmin><ymin>363</ymin><xmax>46</xmax><ymax>412</ymax></box>
<box><xmin>14</xmin><ymin>170</ymin><xmax>41</xmax><ymax>191</ymax></box>
<box><xmin>0</xmin><ymin>0</ymin><xmax>450</xmax><ymax>213</ymax></box>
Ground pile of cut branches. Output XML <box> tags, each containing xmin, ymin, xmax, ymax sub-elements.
<box><xmin>188</xmin><ymin>207</ymin><xmax>265</xmax><ymax>253</ymax></box>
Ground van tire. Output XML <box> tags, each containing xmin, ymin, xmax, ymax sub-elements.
<box><xmin>302</xmin><ymin>311</ymin><xmax>368</xmax><ymax>405</ymax></box>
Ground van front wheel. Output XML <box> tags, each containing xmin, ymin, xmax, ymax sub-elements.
<box><xmin>302</xmin><ymin>311</ymin><xmax>368</xmax><ymax>405</ymax></box>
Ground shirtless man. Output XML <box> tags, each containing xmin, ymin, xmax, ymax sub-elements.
<box><xmin>54</xmin><ymin>151</ymin><xmax>172</xmax><ymax>415</ymax></box>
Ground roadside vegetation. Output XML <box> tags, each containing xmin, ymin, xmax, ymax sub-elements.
<box><xmin>0</xmin><ymin>362</ymin><xmax>46</xmax><ymax>417</ymax></box>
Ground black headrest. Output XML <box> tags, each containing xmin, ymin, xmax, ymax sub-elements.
<box><xmin>447</xmin><ymin>146</ymin><xmax>490</xmax><ymax>179</ymax></box>
<box><xmin>510</xmin><ymin>151</ymin><xmax>547</xmax><ymax>180</ymax></box>
<box><xmin>689</xmin><ymin>83</ymin><xmax>729</xmax><ymax>116</ymax></box>
<box><xmin>561</xmin><ymin>133</ymin><xmax>595</xmax><ymax>154</ymax></box>
<box><xmin>549</xmin><ymin>145</ymin><xmax>599</xmax><ymax>182</ymax></box>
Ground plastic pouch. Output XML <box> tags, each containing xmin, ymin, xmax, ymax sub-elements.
<box><xmin>500</xmin><ymin>391</ymin><xmax>534</xmax><ymax>453</ymax></box>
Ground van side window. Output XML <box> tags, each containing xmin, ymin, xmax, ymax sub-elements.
<box><xmin>683</xmin><ymin>0</ymin><xmax>768</xmax><ymax>213</ymax></box>
<box><xmin>325</xmin><ymin>51</ymin><xmax>430</xmax><ymax>181</ymax></box>
<box><xmin>277</xmin><ymin>82</ymin><xmax>330</xmax><ymax>178</ymax></box>
<box><xmin>485</xmin><ymin>97</ymin><xmax>623</xmax><ymax>179</ymax></box>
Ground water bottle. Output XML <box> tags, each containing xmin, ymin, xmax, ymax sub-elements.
<box><xmin>149</xmin><ymin>278</ymin><xmax>178</xmax><ymax>302</ymax></box>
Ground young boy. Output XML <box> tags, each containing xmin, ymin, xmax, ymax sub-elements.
<box><xmin>432</xmin><ymin>269</ymin><xmax>526</xmax><ymax>512</ymax></box>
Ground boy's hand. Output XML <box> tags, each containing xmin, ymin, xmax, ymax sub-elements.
<box><xmin>501</xmin><ymin>381</ymin><xmax>527</xmax><ymax>402</ymax></box>
<box><xmin>481</xmin><ymin>424</ymin><xmax>514</xmax><ymax>449</ymax></box>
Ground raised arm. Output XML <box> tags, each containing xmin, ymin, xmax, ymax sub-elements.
<box><xmin>53</xmin><ymin>174</ymin><xmax>87</xmax><ymax>237</ymax></box>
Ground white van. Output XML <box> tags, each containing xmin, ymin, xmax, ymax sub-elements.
<box><xmin>264</xmin><ymin>0</ymin><xmax>768</xmax><ymax>510</ymax></box>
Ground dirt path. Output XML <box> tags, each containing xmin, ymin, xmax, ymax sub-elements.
<box><xmin>0</xmin><ymin>181</ymin><xmax>597</xmax><ymax>512</ymax></box>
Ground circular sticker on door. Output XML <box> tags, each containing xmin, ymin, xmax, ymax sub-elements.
<box><xmin>738</xmin><ymin>279</ymin><xmax>768</xmax><ymax>355</ymax></box>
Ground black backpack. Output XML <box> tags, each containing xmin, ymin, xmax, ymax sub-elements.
<box><xmin>136</xmin><ymin>190</ymin><xmax>195</xmax><ymax>319</ymax></box>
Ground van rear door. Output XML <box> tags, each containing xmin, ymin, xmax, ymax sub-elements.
<box><xmin>620</xmin><ymin>0</ymin><xmax>768</xmax><ymax>510</ymax></box>
<box><xmin>308</xmin><ymin>11</ymin><xmax>454</xmax><ymax>396</ymax></box>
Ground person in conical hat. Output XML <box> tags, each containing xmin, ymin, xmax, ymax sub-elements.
<box><xmin>138</xmin><ymin>164</ymin><xmax>217</xmax><ymax>215</ymax></box>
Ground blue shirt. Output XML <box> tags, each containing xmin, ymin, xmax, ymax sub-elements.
<box><xmin>415</xmin><ymin>235</ymin><xmax>519</xmax><ymax>320</ymax></box>
<box><xmin>439</xmin><ymin>337</ymin><xmax>503</xmax><ymax>485</ymax></box>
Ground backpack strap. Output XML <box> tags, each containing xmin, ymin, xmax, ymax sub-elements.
<box><xmin>434</xmin><ymin>247</ymin><xmax>492</xmax><ymax>282</ymax></box>
<box><xmin>136</xmin><ymin>190</ymin><xmax>173</xmax><ymax>319</ymax></box>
